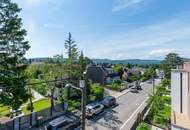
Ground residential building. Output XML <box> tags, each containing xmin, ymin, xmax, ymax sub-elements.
<box><xmin>171</xmin><ymin>61</ymin><xmax>190</xmax><ymax>130</ymax></box>
<box><xmin>86</xmin><ymin>66</ymin><xmax>119</xmax><ymax>85</ymax></box>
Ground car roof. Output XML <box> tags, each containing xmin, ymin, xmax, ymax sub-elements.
<box><xmin>49</xmin><ymin>115</ymin><xmax>76</xmax><ymax>127</ymax></box>
<box><xmin>86</xmin><ymin>102</ymin><xmax>101</xmax><ymax>109</ymax></box>
<box><xmin>104</xmin><ymin>96</ymin><xmax>114</xmax><ymax>100</ymax></box>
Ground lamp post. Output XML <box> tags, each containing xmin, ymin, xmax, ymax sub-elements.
<box><xmin>80</xmin><ymin>80</ymin><xmax>86</xmax><ymax>130</ymax></box>
<box><xmin>65</xmin><ymin>80</ymin><xmax>86</xmax><ymax>130</ymax></box>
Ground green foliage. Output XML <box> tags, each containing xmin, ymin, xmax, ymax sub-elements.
<box><xmin>113</xmin><ymin>65</ymin><xmax>124</xmax><ymax>80</ymax></box>
<box><xmin>90</xmin><ymin>84</ymin><xmax>104</xmax><ymax>101</ymax></box>
<box><xmin>0</xmin><ymin>0</ymin><xmax>30</xmax><ymax>111</ymax></box>
<box><xmin>128</xmin><ymin>75</ymin><xmax>138</xmax><ymax>83</ymax></box>
<box><xmin>67</xmin><ymin>99</ymin><xmax>81</xmax><ymax>111</ymax></box>
<box><xmin>147</xmin><ymin>85</ymin><xmax>171</xmax><ymax>129</ymax></box>
<box><xmin>31</xmin><ymin>79</ymin><xmax>47</xmax><ymax>95</ymax></box>
<box><xmin>137</xmin><ymin>123</ymin><xmax>150</xmax><ymax>130</ymax></box>
<box><xmin>162</xmin><ymin>53</ymin><xmax>183</xmax><ymax>78</ymax></box>
<box><xmin>126</xmin><ymin>63</ymin><xmax>132</xmax><ymax>69</ymax></box>
<box><xmin>162</xmin><ymin>78</ymin><xmax>171</xmax><ymax>86</ymax></box>
<box><xmin>25</xmin><ymin>64</ymin><xmax>42</xmax><ymax>79</ymax></box>
<box><xmin>107</xmin><ymin>83</ymin><xmax>121</xmax><ymax>91</ymax></box>
<box><xmin>140</xmin><ymin>76</ymin><xmax>148</xmax><ymax>82</ymax></box>
<box><xmin>64</xmin><ymin>32</ymin><xmax>78</xmax><ymax>81</ymax></box>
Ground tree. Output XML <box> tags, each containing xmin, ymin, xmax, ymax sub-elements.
<box><xmin>64</xmin><ymin>32</ymin><xmax>78</xmax><ymax>81</ymax></box>
<box><xmin>126</xmin><ymin>63</ymin><xmax>132</xmax><ymax>69</ymax></box>
<box><xmin>78</xmin><ymin>51</ymin><xmax>86</xmax><ymax>79</ymax></box>
<box><xmin>0</xmin><ymin>0</ymin><xmax>30</xmax><ymax>113</ymax></box>
<box><xmin>113</xmin><ymin>65</ymin><xmax>123</xmax><ymax>80</ymax></box>
<box><xmin>78</xmin><ymin>51</ymin><xmax>91</xmax><ymax>79</ymax></box>
<box><xmin>162</xmin><ymin>53</ymin><xmax>183</xmax><ymax>78</ymax></box>
<box><xmin>53</xmin><ymin>54</ymin><xmax>64</xmax><ymax>64</ymax></box>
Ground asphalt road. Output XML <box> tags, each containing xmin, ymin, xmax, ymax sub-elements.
<box><xmin>86</xmin><ymin>79</ymin><xmax>161</xmax><ymax>130</ymax></box>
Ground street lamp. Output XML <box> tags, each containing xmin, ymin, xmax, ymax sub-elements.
<box><xmin>65</xmin><ymin>80</ymin><xmax>86</xmax><ymax>130</ymax></box>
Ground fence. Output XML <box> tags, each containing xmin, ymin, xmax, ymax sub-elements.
<box><xmin>0</xmin><ymin>103</ymin><xmax>65</xmax><ymax>130</ymax></box>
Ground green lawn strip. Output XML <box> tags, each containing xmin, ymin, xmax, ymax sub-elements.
<box><xmin>22</xmin><ymin>98</ymin><xmax>51</xmax><ymax>115</ymax></box>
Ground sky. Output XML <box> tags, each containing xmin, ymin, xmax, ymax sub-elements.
<box><xmin>13</xmin><ymin>0</ymin><xmax>190</xmax><ymax>60</ymax></box>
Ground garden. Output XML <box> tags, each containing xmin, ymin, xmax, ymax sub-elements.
<box><xmin>145</xmin><ymin>79</ymin><xmax>171</xmax><ymax>129</ymax></box>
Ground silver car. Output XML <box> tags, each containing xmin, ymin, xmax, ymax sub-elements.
<box><xmin>86</xmin><ymin>102</ymin><xmax>104</xmax><ymax>118</ymax></box>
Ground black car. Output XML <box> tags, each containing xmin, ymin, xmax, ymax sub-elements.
<box><xmin>130</xmin><ymin>86</ymin><xmax>138</xmax><ymax>93</ymax></box>
<box><xmin>101</xmin><ymin>96</ymin><xmax>116</xmax><ymax>108</ymax></box>
<box><xmin>46</xmin><ymin>114</ymin><xmax>80</xmax><ymax>130</ymax></box>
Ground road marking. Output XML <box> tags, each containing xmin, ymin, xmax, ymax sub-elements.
<box><xmin>119</xmin><ymin>97</ymin><xmax>149</xmax><ymax>130</ymax></box>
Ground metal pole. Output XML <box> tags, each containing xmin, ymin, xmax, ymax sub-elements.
<box><xmin>80</xmin><ymin>80</ymin><xmax>86</xmax><ymax>130</ymax></box>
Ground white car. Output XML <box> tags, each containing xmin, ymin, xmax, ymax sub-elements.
<box><xmin>86</xmin><ymin>103</ymin><xmax>104</xmax><ymax>118</ymax></box>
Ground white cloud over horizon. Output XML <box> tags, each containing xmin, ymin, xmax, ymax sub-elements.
<box><xmin>81</xmin><ymin>13</ymin><xmax>190</xmax><ymax>60</ymax></box>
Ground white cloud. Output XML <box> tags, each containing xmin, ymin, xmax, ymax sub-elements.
<box><xmin>112</xmin><ymin>0</ymin><xmax>146</xmax><ymax>12</ymax></box>
<box><xmin>147</xmin><ymin>49</ymin><xmax>175</xmax><ymax>59</ymax></box>
<box><xmin>83</xmin><ymin>14</ymin><xmax>190</xmax><ymax>59</ymax></box>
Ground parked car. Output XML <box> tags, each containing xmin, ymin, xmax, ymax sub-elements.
<box><xmin>86</xmin><ymin>102</ymin><xmax>104</xmax><ymax>118</ymax></box>
<box><xmin>46</xmin><ymin>114</ymin><xmax>80</xmax><ymax>130</ymax></box>
<box><xmin>101</xmin><ymin>96</ymin><xmax>116</xmax><ymax>108</ymax></box>
<box><xmin>130</xmin><ymin>86</ymin><xmax>138</xmax><ymax>93</ymax></box>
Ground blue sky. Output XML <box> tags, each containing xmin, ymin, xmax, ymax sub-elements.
<box><xmin>13</xmin><ymin>0</ymin><xmax>190</xmax><ymax>60</ymax></box>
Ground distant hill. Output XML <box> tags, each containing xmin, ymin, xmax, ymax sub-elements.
<box><xmin>92</xmin><ymin>59</ymin><xmax>162</xmax><ymax>65</ymax></box>
<box><xmin>27</xmin><ymin>57</ymin><xmax>162</xmax><ymax>65</ymax></box>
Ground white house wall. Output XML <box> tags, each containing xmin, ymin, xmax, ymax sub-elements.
<box><xmin>182</xmin><ymin>72</ymin><xmax>189</xmax><ymax>116</ymax></box>
<box><xmin>172</xmin><ymin>72</ymin><xmax>182</xmax><ymax>113</ymax></box>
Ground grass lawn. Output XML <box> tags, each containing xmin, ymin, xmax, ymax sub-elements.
<box><xmin>0</xmin><ymin>104</ymin><xmax>10</xmax><ymax>117</ymax></box>
<box><xmin>23</xmin><ymin>98</ymin><xmax>51</xmax><ymax>115</ymax></box>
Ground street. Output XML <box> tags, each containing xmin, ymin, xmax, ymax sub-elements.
<box><xmin>86</xmin><ymin>79</ymin><xmax>161</xmax><ymax>130</ymax></box>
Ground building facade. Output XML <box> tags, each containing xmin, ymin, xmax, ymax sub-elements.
<box><xmin>171</xmin><ymin>61</ymin><xmax>190</xmax><ymax>130</ymax></box>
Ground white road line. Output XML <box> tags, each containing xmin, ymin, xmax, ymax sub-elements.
<box><xmin>119</xmin><ymin>97</ymin><xmax>149</xmax><ymax>130</ymax></box>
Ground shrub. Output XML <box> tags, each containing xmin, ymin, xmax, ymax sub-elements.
<box><xmin>128</xmin><ymin>75</ymin><xmax>138</xmax><ymax>83</ymax></box>
<box><xmin>140</xmin><ymin>76</ymin><xmax>148</xmax><ymax>82</ymax></box>
<box><xmin>90</xmin><ymin>84</ymin><xmax>104</xmax><ymax>101</ymax></box>
<box><xmin>137</xmin><ymin>123</ymin><xmax>150</xmax><ymax>130</ymax></box>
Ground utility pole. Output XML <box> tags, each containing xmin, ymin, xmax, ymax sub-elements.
<box><xmin>65</xmin><ymin>80</ymin><xmax>86</xmax><ymax>130</ymax></box>
<box><xmin>80</xmin><ymin>80</ymin><xmax>86</xmax><ymax>130</ymax></box>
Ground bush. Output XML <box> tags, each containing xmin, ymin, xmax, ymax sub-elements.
<box><xmin>162</xmin><ymin>78</ymin><xmax>171</xmax><ymax>86</ymax></box>
<box><xmin>140</xmin><ymin>76</ymin><xmax>148</xmax><ymax>82</ymax></box>
<box><xmin>137</xmin><ymin>123</ymin><xmax>150</xmax><ymax>130</ymax></box>
<box><xmin>107</xmin><ymin>83</ymin><xmax>121</xmax><ymax>91</ymax></box>
<box><xmin>90</xmin><ymin>84</ymin><xmax>104</xmax><ymax>101</ymax></box>
<box><xmin>128</xmin><ymin>75</ymin><xmax>138</xmax><ymax>83</ymax></box>
<box><xmin>114</xmin><ymin>79</ymin><xmax>122</xmax><ymax>84</ymax></box>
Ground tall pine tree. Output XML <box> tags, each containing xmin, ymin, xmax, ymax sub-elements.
<box><xmin>64</xmin><ymin>32</ymin><xmax>78</xmax><ymax>81</ymax></box>
<box><xmin>0</xmin><ymin>0</ymin><xmax>30</xmax><ymax>112</ymax></box>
